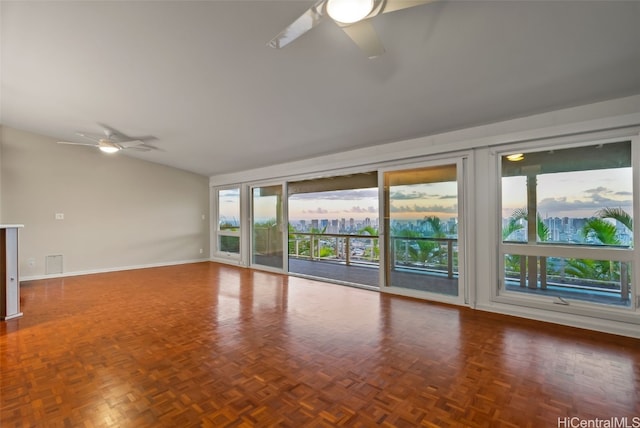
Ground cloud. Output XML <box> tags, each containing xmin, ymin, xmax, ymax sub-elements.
<box><xmin>290</xmin><ymin>189</ymin><xmax>377</xmax><ymax>200</ymax></box>
<box><xmin>345</xmin><ymin>206</ymin><xmax>377</xmax><ymax>214</ymax></box>
<box><xmin>302</xmin><ymin>207</ymin><xmax>331</xmax><ymax>214</ymax></box>
<box><xmin>538</xmin><ymin>195</ymin><xmax>632</xmax><ymax>216</ymax></box>
<box><xmin>390</xmin><ymin>191</ymin><xmax>425</xmax><ymax>200</ymax></box>
<box><xmin>584</xmin><ymin>186</ymin><xmax>610</xmax><ymax>195</ymax></box>
<box><xmin>390</xmin><ymin>204</ymin><xmax>458</xmax><ymax>214</ymax></box>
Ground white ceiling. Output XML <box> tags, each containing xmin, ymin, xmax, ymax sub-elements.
<box><xmin>2</xmin><ymin>1</ymin><xmax>639</xmax><ymax>177</ymax></box>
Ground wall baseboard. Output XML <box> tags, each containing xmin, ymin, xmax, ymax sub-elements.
<box><xmin>20</xmin><ymin>258</ymin><xmax>210</xmax><ymax>282</ymax></box>
<box><xmin>475</xmin><ymin>302</ymin><xmax>640</xmax><ymax>340</ymax></box>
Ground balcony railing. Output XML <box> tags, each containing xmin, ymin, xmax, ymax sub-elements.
<box><xmin>504</xmin><ymin>255</ymin><xmax>631</xmax><ymax>301</ymax></box>
<box><xmin>288</xmin><ymin>232</ymin><xmax>630</xmax><ymax>304</ymax></box>
<box><xmin>288</xmin><ymin>232</ymin><xmax>458</xmax><ymax>278</ymax></box>
<box><xmin>288</xmin><ymin>232</ymin><xmax>379</xmax><ymax>266</ymax></box>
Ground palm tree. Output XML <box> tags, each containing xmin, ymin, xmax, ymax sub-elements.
<box><xmin>357</xmin><ymin>225</ymin><xmax>379</xmax><ymax>260</ymax></box>
<box><xmin>423</xmin><ymin>216</ymin><xmax>446</xmax><ymax>238</ymax></box>
<box><xmin>566</xmin><ymin>208</ymin><xmax>632</xmax><ymax>284</ymax></box>
<box><xmin>391</xmin><ymin>226</ymin><xmax>437</xmax><ymax>266</ymax></box>
<box><xmin>288</xmin><ymin>224</ymin><xmax>330</xmax><ymax>259</ymax></box>
<box><xmin>502</xmin><ymin>209</ymin><xmax>549</xmax><ymax>278</ymax></box>
<box><xmin>580</xmin><ymin>218</ymin><xmax>620</xmax><ymax>246</ymax></box>
<box><xmin>502</xmin><ymin>208</ymin><xmax>549</xmax><ymax>242</ymax></box>
<box><xmin>564</xmin><ymin>258</ymin><xmax>616</xmax><ymax>282</ymax></box>
<box><xmin>597</xmin><ymin>207</ymin><xmax>632</xmax><ymax>232</ymax></box>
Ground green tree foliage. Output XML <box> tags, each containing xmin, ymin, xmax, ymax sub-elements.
<box><xmin>391</xmin><ymin>225</ymin><xmax>440</xmax><ymax>266</ymax></box>
<box><xmin>502</xmin><ymin>208</ymin><xmax>549</xmax><ymax>242</ymax></box>
<box><xmin>580</xmin><ymin>218</ymin><xmax>620</xmax><ymax>245</ymax></box>
<box><xmin>423</xmin><ymin>216</ymin><xmax>446</xmax><ymax>238</ymax></box>
<box><xmin>596</xmin><ymin>207</ymin><xmax>632</xmax><ymax>232</ymax></box>
<box><xmin>502</xmin><ymin>209</ymin><xmax>549</xmax><ymax>276</ymax></box>
<box><xmin>288</xmin><ymin>224</ymin><xmax>330</xmax><ymax>258</ymax></box>
<box><xmin>219</xmin><ymin>221</ymin><xmax>239</xmax><ymax>252</ymax></box>
<box><xmin>357</xmin><ymin>225</ymin><xmax>379</xmax><ymax>259</ymax></box>
<box><xmin>566</xmin><ymin>208</ymin><xmax>632</xmax><ymax>283</ymax></box>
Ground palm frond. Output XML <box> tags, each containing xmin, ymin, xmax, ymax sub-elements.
<box><xmin>596</xmin><ymin>207</ymin><xmax>633</xmax><ymax>231</ymax></box>
<box><xmin>581</xmin><ymin>218</ymin><xmax>620</xmax><ymax>245</ymax></box>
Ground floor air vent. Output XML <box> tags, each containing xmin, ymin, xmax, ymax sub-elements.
<box><xmin>45</xmin><ymin>255</ymin><xmax>63</xmax><ymax>274</ymax></box>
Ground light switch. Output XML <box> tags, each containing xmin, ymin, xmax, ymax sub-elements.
<box><xmin>55</xmin><ymin>213</ymin><xmax>64</xmax><ymax>220</ymax></box>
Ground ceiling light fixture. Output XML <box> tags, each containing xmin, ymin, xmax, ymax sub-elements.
<box><xmin>506</xmin><ymin>153</ymin><xmax>524</xmax><ymax>162</ymax></box>
<box><xmin>326</xmin><ymin>0</ymin><xmax>374</xmax><ymax>24</ymax></box>
<box><xmin>98</xmin><ymin>140</ymin><xmax>120</xmax><ymax>154</ymax></box>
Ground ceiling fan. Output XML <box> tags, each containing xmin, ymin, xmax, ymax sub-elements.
<box><xmin>268</xmin><ymin>0</ymin><xmax>435</xmax><ymax>58</ymax></box>
<box><xmin>57</xmin><ymin>124</ymin><xmax>158</xmax><ymax>154</ymax></box>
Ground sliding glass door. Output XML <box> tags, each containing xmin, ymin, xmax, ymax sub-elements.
<box><xmin>251</xmin><ymin>184</ymin><xmax>285</xmax><ymax>270</ymax></box>
<box><xmin>381</xmin><ymin>159</ymin><xmax>466</xmax><ymax>302</ymax></box>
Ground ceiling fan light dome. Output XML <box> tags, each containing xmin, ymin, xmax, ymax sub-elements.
<box><xmin>98</xmin><ymin>140</ymin><xmax>120</xmax><ymax>153</ymax></box>
<box><xmin>326</xmin><ymin>0</ymin><xmax>374</xmax><ymax>24</ymax></box>
<box><xmin>99</xmin><ymin>146</ymin><xmax>119</xmax><ymax>154</ymax></box>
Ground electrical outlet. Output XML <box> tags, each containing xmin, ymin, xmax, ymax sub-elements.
<box><xmin>28</xmin><ymin>258</ymin><xmax>36</xmax><ymax>269</ymax></box>
<box><xmin>199</xmin><ymin>248</ymin><xmax>203</xmax><ymax>254</ymax></box>
<box><xmin>55</xmin><ymin>213</ymin><xmax>64</xmax><ymax>220</ymax></box>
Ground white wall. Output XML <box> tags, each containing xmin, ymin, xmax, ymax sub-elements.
<box><xmin>0</xmin><ymin>129</ymin><xmax>3</xmax><ymax>220</ymax></box>
<box><xmin>210</xmin><ymin>95</ymin><xmax>640</xmax><ymax>186</ymax></box>
<box><xmin>1</xmin><ymin>126</ymin><xmax>210</xmax><ymax>279</ymax></box>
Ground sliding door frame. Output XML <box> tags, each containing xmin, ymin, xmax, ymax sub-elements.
<box><xmin>246</xmin><ymin>180</ymin><xmax>288</xmax><ymax>273</ymax></box>
<box><xmin>378</xmin><ymin>153</ymin><xmax>473</xmax><ymax>307</ymax></box>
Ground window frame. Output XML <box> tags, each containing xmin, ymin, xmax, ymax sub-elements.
<box><xmin>213</xmin><ymin>185</ymin><xmax>242</xmax><ymax>261</ymax></box>
<box><xmin>493</xmin><ymin>132</ymin><xmax>640</xmax><ymax>322</ymax></box>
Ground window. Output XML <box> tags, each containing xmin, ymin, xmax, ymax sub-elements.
<box><xmin>499</xmin><ymin>140</ymin><xmax>635</xmax><ymax>309</ymax></box>
<box><xmin>216</xmin><ymin>187</ymin><xmax>241</xmax><ymax>256</ymax></box>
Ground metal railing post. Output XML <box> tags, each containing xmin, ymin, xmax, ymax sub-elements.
<box><xmin>447</xmin><ymin>239</ymin><xmax>453</xmax><ymax>279</ymax></box>
<box><xmin>310</xmin><ymin>234</ymin><xmax>315</xmax><ymax>260</ymax></box>
<box><xmin>346</xmin><ymin>236</ymin><xmax>351</xmax><ymax>265</ymax></box>
<box><xmin>621</xmin><ymin>262</ymin><xmax>629</xmax><ymax>301</ymax></box>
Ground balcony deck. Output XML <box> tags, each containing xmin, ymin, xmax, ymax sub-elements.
<box><xmin>288</xmin><ymin>258</ymin><xmax>459</xmax><ymax>296</ymax></box>
<box><xmin>288</xmin><ymin>258</ymin><xmax>629</xmax><ymax>306</ymax></box>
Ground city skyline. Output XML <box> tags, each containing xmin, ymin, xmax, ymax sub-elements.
<box><xmin>219</xmin><ymin>167</ymin><xmax>633</xmax><ymax>225</ymax></box>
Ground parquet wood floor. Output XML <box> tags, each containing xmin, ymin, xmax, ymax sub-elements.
<box><xmin>1</xmin><ymin>262</ymin><xmax>639</xmax><ymax>427</ymax></box>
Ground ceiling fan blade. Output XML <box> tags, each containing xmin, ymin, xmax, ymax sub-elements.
<box><xmin>340</xmin><ymin>20</ymin><xmax>385</xmax><ymax>59</ymax></box>
<box><xmin>133</xmin><ymin>135</ymin><xmax>158</xmax><ymax>143</ymax></box>
<box><xmin>268</xmin><ymin>0</ymin><xmax>326</xmax><ymax>49</ymax></box>
<box><xmin>76</xmin><ymin>132</ymin><xmax>103</xmax><ymax>143</ymax></box>
<box><xmin>96</xmin><ymin>123</ymin><xmax>157</xmax><ymax>143</ymax></box>
<box><xmin>96</xmin><ymin>122</ymin><xmax>132</xmax><ymax>141</ymax></box>
<box><xmin>381</xmin><ymin>0</ymin><xmax>436</xmax><ymax>14</ymax></box>
<box><xmin>117</xmin><ymin>140</ymin><xmax>145</xmax><ymax>148</ymax></box>
<box><xmin>124</xmin><ymin>146</ymin><xmax>153</xmax><ymax>152</ymax></box>
<box><xmin>57</xmin><ymin>141</ymin><xmax>98</xmax><ymax>147</ymax></box>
